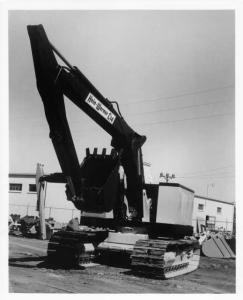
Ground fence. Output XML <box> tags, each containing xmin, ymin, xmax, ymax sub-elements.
<box><xmin>9</xmin><ymin>203</ymin><xmax>80</xmax><ymax>223</ymax></box>
<box><xmin>9</xmin><ymin>204</ymin><xmax>234</xmax><ymax>233</ymax></box>
<box><xmin>192</xmin><ymin>218</ymin><xmax>234</xmax><ymax>233</ymax></box>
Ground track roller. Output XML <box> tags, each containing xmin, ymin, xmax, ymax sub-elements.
<box><xmin>131</xmin><ymin>238</ymin><xmax>200</xmax><ymax>279</ymax></box>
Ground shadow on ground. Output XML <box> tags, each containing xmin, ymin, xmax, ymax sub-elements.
<box><xmin>9</xmin><ymin>256</ymin><xmax>85</xmax><ymax>270</ymax></box>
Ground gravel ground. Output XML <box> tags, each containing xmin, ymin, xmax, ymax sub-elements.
<box><xmin>9</xmin><ymin>235</ymin><xmax>235</xmax><ymax>293</ymax></box>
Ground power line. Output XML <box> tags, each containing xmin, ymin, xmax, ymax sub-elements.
<box><xmin>136</xmin><ymin>112</ymin><xmax>234</xmax><ymax>126</ymax></box>
<box><xmin>68</xmin><ymin>99</ymin><xmax>232</xmax><ymax>126</ymax></box>
<box><xmin>177</xmin><ymin>175</ymin><xmax>235</xmax><ymax>180</ymax></box>
<box><xmin>177</xmin><ymin>171</ymin><xmax>235</xmax><ymax>178</ymax></box>
<box><xmin>177</xmin><ymin>165</ymin><xmax>235</xmax><ymax>176</ymax></box>
<box><xmin>69</xmin><ymin>112</ymin><xmax>234</xmax><ymax>133</ymax></box>
<box><xmin>123</xmin><ymin>85</ymin><xmax>234</xmax><ymax>105</ymax></box>
<box><xmin>127</xmin><ymin>99</ymin><xmax>233</xmax><ymax>116</ymax></box>
<box><xmin>177</xmin><ymin>172</ymin><xmax>235</xmax><ymax>179</ymax></box>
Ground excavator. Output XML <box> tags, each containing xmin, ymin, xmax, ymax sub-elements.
<box><xmin>27</xmin><ymin>24</ymin><xmax>200</xmax><ymax>279</ymax></box>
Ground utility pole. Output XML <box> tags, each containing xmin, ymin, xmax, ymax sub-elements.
<box><xmin>207</xmin><ymin>183</ymin><xmax>215</xmax><ymax>197</ymax></box>
<box><xmin>160</xmin><ymin>172</ymin><xmax>175</xmax><ymax>183</ymax></box>
<box><xmin>36</xmin><ymin>163</ymin><xmax>46</xmax><ymax>240</ymax></box>
<box><xmin>232</xmin><ymin>204</ymin><xmax>236</xmax><ymax>236</ymax></box>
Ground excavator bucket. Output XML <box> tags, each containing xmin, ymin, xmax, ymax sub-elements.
<box><xmin>71</xmin><ymin>148</ymin><xmax>121</xmax><ymax>213</ymax></box>
<box><xmin>202</xmin><ymin>234</ymin><xmax>235</xmax><ymax>258</ymax></box>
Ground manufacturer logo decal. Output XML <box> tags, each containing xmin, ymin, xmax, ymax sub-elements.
<box><xmin>85</xmin><ymin>93</ymin><xmax>116</xmax><ymax>124</ymax></box>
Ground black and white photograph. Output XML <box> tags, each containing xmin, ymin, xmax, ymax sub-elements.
<box><xmin>2</xmin><ymin>5</ymin><xmax>238</xmax><ymax>294</ymax></box>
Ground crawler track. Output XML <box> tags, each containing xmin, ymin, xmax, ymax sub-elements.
<box><xmin>47</xmin><ymin>231</ymin><xmax>200</xmax><ymax>279</ymax></box>
<box><xmin>47</xmin><ymin>230</ymin><xmax>108</xmax><ymax>266</ymax></box>
<box><xmin>131</xmin><ymin>238</ymin><xmax>200</xmax><ymax>279</ymax></box>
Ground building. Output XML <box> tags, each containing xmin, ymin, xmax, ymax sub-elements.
<box><xmin>192</xmin><ymin>195</ymin><xmax>235</xmax><ymax>233</ymax></box>
<box><xmin>9</xmin><ymin>173</ymin><xmax>39</xmax><ymax>217</ymax></box>
<box><xmin>9</xmin><ymin>173</ymin><xmax>80</xmax><ymax>222</ymax></box>
<box><xmin>9</xmin><ymin>172</ymin><xmax>235</xmax><ymax>233</ymax></box>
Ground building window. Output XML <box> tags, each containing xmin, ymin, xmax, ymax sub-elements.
<box><xmin>217</xmin><ymin>207</ymin><xmax>222</xmax><ymax>214</ymax></box>
<box><xmin>29</xmin><ymin>184</ymin><xmax>37</xmax><ymax>192</ymax></box>
<box><xmin>9</xmin><ymin>183</ymin><xmax>22</xmax><ymax>192</ymax></box>
<box><xmin>198</xmin><ymin>204</ymin><xmax>204</xmax><ymax>211</ymax></box>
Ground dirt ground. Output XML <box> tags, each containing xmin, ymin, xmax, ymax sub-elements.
<box><xmin>9</xmin><ymin>235</ymin><xmax>235</xmax><ymax>293</ymax></box>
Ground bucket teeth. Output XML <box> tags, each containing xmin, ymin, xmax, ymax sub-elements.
<box><xmin>86</xmin><ymin>148</ymin><xmax>90</xmax><ymax>157</ymax></box>
<box><xmin>102</xmin><ymin>148</ymin><xmax>106</xmax><ymax>156</ymax></box>
<box><xmin>85</xmin><ymin>147</ymin><xmax>116</xmax><ymax>158</ymax></box>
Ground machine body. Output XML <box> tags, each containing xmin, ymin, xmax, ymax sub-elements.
<box><xmin>28</xmin><ymin>25</ymin><xmax>200</xmax><ymax>279</ymax></box>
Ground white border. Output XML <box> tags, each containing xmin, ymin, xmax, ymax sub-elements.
<box><xmin>1</xmin><ymin>0</ymin><xmax>241</xmax><ymax>298</ymax></box>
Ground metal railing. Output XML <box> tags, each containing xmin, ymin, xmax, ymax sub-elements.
<box><xmin>9</xmin><ymin>204</ymin><xmax>234</xmax><ymax>232</ymax></box>
<box><xmin>192</xmin><ymin>218</ymin><xmax>234</xmax><ymax>232</ymax></box>
<box><xmin>9</xmin><ymin>203</ymin><xmax>80</xmax><ymax>222</ymax></box>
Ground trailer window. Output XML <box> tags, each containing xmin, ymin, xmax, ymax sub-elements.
<box><xmin>217</xmin><ymin>207</ymin><xmax>222</xmax><ymax>214</ymax></box>
<box><xmin>198</xmin><ymin>204</ymin><xmax>204</xmax><ymax>211</ymax></box>
<box><xmin>9</xmin><ymin>183</ymin><xmax>22</xmax><ymax>192</ymax></box>
<box><xmin>29</xmin><ymin>184</ymin><xmax>37</xmax><ymax>192</ymax></box>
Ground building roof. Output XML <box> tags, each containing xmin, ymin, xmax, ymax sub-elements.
<box><xmin>9</xmin><ymin>173</ymin><xmax>36</xmax><ymax>178</ymax></box>
<box><xmin>159</xmin><ymin>182</ymin><xmax>194</xmax><ymax>193</ymax></box>
<box><xmin>195</xmin><ymin>195</ymin><xmax>235</xmax><ymax>206</ymax></box>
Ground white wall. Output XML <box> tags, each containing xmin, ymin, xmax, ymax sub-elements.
<box><xmin>9</xmin><ymin>175</ymin><xmax>80</xmax><ymax>222</ymax></box>
<box><xmin>192</xmin><ymin>196</ymin><xmax>234</xmax><ymax>232</ymax></box>
<box><xmin>9</xmin><ymin>176</ymin><xmax>39</xmax><ymax>217</ymax></box>
<box><xmin>44</xmin><ymin>183</ymin><xmax>80</xmax><ymax>221</ymax></box>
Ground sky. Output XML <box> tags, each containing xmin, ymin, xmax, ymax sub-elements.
<box><xmin>9</xmin><ymin>10</ymin><xmax>235</xmax><ymax>202</ymax></box>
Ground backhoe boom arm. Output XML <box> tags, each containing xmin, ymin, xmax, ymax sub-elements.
<box><xmin>27</xmin><ymin>24</ymin><xmax>146</xmax><ymax>219</ymax></box>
